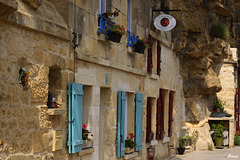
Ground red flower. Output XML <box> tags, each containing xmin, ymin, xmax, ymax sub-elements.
<box><xmin>130</xmin><ymin>133</ymin><xmax>134</xmax><ymax>138</ymax></box>
<box><xmin>82</xmin><ymin>124</ymin><xmax>87</xmax><ymax>129</ymax></box>
<box><xmin>212</xmin><ymin>111</ymin><xmax>216</xmax><ymax>113</ymax></box>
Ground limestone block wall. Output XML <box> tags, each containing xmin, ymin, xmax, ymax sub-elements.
<box><xmin>0</xmin><ymin>0</ymin><xmax>186</xmax><ymax>160</ymax></box>
<box><xmin>217</xmin><ymin>48</ymin><xmax>237</xmax><ymax>116</ymax></box>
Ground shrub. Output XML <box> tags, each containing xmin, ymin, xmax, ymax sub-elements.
<box><xmin>210</xmin><ymin>23</ymin><xmax>230</xmax><ymax>40</ymax></box>
<box><xmin>234</xmin><ymin>135</ymin><xmax>240</xmax><ymax>145</ymax></box>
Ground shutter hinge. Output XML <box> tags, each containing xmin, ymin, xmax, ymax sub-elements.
<box><xmin>66</xmin><ymin>118</ymin><xmax>75</xmax><ymax>124</ymax></box>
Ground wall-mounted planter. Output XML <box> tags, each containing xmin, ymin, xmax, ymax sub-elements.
<box><xmin>211</xmin><ymin>112</ymin><xmax>226</xmax><ymax>117</ymax></box>
<box><xmin>134</xmin><ymin>42</ymin><xmax>145</xmax><ymax>54</ymax></box>
<box><xmin>107</xmin><ymin>31</ymin><xmax>122</xmax><ymax>43</ymax></box>
<box><xmin>82</xmin><ymin>140</ymin><xmax>93</xmax><ymax>150</ymax></box>
<box><xmin>124</xmin><ymin>147</ymin><xmax>134</xmax><ymax>154</ymax></box>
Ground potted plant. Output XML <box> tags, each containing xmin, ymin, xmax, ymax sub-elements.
<box><xmin>82</xmin><ymin>124</ymin><xmax>93</xmax><ymax>149</ymax></box>
<box><xmin>210</xmin><ymin>121</ymin><xmax>227</xmax><ymax>146</ymax></box>
<box><xmin>177</xmin><ymin>136</ymin><xmax>186</xmax><ymax>155</ymax></box>
<box><xmin>134</xmin><ymin>38</ymin><xmax>150</xmax><ymax>54</ymax></box>
<box><xmin>211</xmin><ymin>98</ymin><xmax>226</xmax><ymax>117</ymax></box>
<box><xmin>125</xmin><ymin>133</ymin><xmax>136</xmax><ymax>154</ymax></box>
<box><xmin>107</xmin><ymin>24</ymin><xmax>125</xmax><ymax>43</ymax></box>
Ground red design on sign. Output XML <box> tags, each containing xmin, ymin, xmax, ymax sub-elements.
<box><xmin>160</xmin><ymin>18</ymin><xmax>170</xmax><ymax>27</ymax></box>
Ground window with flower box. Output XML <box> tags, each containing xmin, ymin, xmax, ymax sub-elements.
<box><xmin>117</xmin><ymin>91</ymin><xmax>143</xmax><ymax>158</ymax></box>
<box><xmin>67</xmin><ymin>83</ymin><xmax>94</xmax><ymax>153</ymax></box>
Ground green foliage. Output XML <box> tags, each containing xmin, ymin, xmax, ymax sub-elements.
<box><xmin>213</xmin><ymin>98</ymin><xmax>226</xmax><ymax>112</ymax></box>
<box><xmin>179</xmin><ymin>136</ymin><xmax>186</xmax><ymax>148</ymax></box>
<box><xmin>125</xmin><ymin>138</ymin><xmax>136</xmax><ymax>149</ymax></box>
<box><xmin>210</xmin><ymin>23</ymin><xmax>230</xmax><ymax>40</ymax></box>
<box><xmin>208</xmin><ymin>142</ymin><xmax>213</xmax><ymax>151</ymax></box>
<box><xmin>210</xmin><ymin>121</ymin><xmax>227</xmax><ymax>138</ymax></box>
<box><xmin>108</xmin><ymin>24</ymin><xmax>125</xmax><ymax>35</ymax></box>
<box><xmin>179</xmin><ymin>131</ymin><xmax>199</xmax><ymax>148</ymax></box>
<box><xmin>234</xmin><ymin>135</ymin><xmax>240</xmax><ymax>145</ymax></box>
<box><xmin>136</xmin><ymin>38</ymin><xmax>150</xmax><ymax>49</ymax></box>
<box><xmin>226</xmin><ymin>113</ymin><xmax>232</xmax><ymax>117</ymax></box>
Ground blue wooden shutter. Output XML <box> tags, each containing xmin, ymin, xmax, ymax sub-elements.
<box><xmin>67</xmin><ymin>83</ymin><xmax>84</xmax><ymax>153</ymax></box>
<box><xmin>135</xmin><ymin>93</ymin><xmax>143</xmax><ymax>151</ymax></box>
<box><xmin>117</xmin><ymin>91</ymin><xmax>126</xmax><ymax>158</ymax></box>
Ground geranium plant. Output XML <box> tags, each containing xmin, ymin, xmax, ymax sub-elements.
<box><xmin>136</xmin><ymin>38</ymin><xmax>150</xmax><ymax>49</ymax></box>
<box><xmin>82</xmin><ymin>124</ymin><xmax>91</xmax><ymax>140</ymax></box>
<box><xmin>125</xmin><ymin>133</ymin><xmax>136</xmax><ymax>149</ymax></box>
<box><xmin>108</xmin><ymin>24</ymin><xmax>125</xmax><ymax>35</ymax></box>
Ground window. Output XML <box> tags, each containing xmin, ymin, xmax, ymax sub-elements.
<box><xmin>147</xmin><ymin>35</ymin><xmax>153</xmax><ymax>74</ymax></box>
<box><xmin>147</xmin><ymin>36</ymin><xmax>162</xmax><ymax>75</ymax></box>
<box><xmin>99</xmin><ymin>0</ymin><xmax>106</xmax><ymax>14</ymax></box>
<box><xmin>117</xmin><ymin>91</ymin><xmax>143</xmax><ymax>158</ymax></box>
<box><xmin>146</xmin><ymin>97</ymin><xmax>157</xmax><ymax>142</ymax></box>
<box><xmin>127</xmin><ymin>0</ymin><xmax>138</xmax><ymax>47</ymax></box>
<box><xmin>168</xmin><ymin>91</ymin><xmax>174</xmax><ymax>137</ymax></box>
<box><xmin>127</xmin><ymin>0</ymin><xmax>132</xmax><ymax>32</ymax></box>
<box><xmin>156</xmin><ymin>89</ymin><xmax>168</xmax><ymax>140</ymax></box>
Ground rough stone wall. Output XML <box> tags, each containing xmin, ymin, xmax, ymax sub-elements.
<box><xmin>0</xmin><ymin>0</ymin><xmax>72</xmax><ymax>159</ymax></box>
<box><xmin>161</xmin><ymin>0</ymin><xmax>236</xmax><ymax>150</ymax></box>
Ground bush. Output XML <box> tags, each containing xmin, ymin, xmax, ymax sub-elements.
<box><xmin>210</xmin><ymin>23</ymin><xmax>230</xmax><ymax>40</ymax></box>
<box><xmin>234</xmin><ymin>135</ymin><xmax>240</xmax><ymax>145</ymax></box>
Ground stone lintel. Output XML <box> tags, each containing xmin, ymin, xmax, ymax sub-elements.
<box><xmin>0</xmin><ymin>0</ymin><xmax>18</xmax><ymax>19</ymax></box>
<box><xmin>7</xmin><ymin>11</ymin><xmax>71</xmax><ymax>41</ymax></box>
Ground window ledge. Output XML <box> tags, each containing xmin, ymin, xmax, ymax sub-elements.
<box><xmin>162</xmin><ymin>137</ymin><xmax>171</xmax><ymax>143</ymax></box>
<box><xmin>127</xmin><ymin>47</ymin><xmax>133</xmax><ymax>53</ymax></box>
<box><xmin>123</xmin><ymin>152</ymin><xmax>138</xmax><ymax>160</ymax></box>
<box><xmin>78</xmin><ymin>147</ymin><xmax>94</xmax><ymax>156</ymax></box>
<box><xmin>149</xmin><ymin>74</ymin><xmax>159</xmax><ymax>80</ymax></box>
<box><xmin>150</xmin><ymin>140</ymin><xmax>158</xmax><ymax>146</ymax></box>
<box><xmin>97</xmin><ymin>33</ymin><xmax>109</xmax><ymax>43</ymax></box>
<box><xmin>47</xmin><ymin>108</ymin><xmax>65</xmax><ymax>115</ymax></box>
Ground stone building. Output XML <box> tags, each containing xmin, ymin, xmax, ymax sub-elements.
<box><xmin>0</xmin><ymin>0</ymin><xmax>185</xmax><ymax>160</ymax></box>
<box><xmin>0</xmin><ymin>0</ymin><xmax>237</xmax><ymax>160</ymax></box>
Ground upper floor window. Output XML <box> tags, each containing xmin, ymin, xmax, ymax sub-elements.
<box><xmin>99</xmin><ymin>0</ymin><xmax>106</xmax><ymax>14</ymax></box>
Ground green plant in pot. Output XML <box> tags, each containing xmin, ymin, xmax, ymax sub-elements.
<box><xmin>134</xmin><ymin>38</ymin><xmax>150</xmax><ymax>54</ymax></box>
<box><xmin>107</xmin><ymin>24</ymin><xmax>125</xmax><ymax>43</ymax></box>
<box><xmin>178</xmin><ymin>136</ymin><xmax>186</xmax><ymax>155</ymax></box>
<box><xmin>125</xmin><ymin>133</ymin><xmax>136</xmax><ymax>154</ymax></box>
<box><xmin>210</xmin><ymin>121</ymin><xmax>227</xmax><ymax>146</ymax></box>
<box><xmin>211</xmin><ymin>98</ymin><xmax>226</xmax><ymax>117</ymax></box>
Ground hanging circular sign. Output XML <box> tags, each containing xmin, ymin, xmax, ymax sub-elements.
<box><xmin>154</xmin><ymin>14</ymin><xmax>176</xmax><ymax>31</ymax></box>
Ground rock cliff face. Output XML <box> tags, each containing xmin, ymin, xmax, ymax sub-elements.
<box><xmin>164</xmin><ymin>0</ymin><xmax>233</xmax><ymax>122</ymax></box>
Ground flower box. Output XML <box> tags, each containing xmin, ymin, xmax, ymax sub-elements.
<box><xmin>82</xmin><ymin>140</ymin><xmax>93</xmax><ymax>150</ymax></box>
<box><xmin>125</xmin><ymin>147</ymin><xmax>134</xmax><ymax>154</ymax></box>
<box><xmin>211</xmin><ymin>112</ymin><xmax>226</xmax><ymax>117</ymax></box>
<box><xmin>107</xmin><ymin>31</ymin><xmax>122</xmax><ymax>43</ymax></box>
<box><xmin>134</xmin><ymin>42</ymin><xmax>145</xmax><ymax>54</ymax></box>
